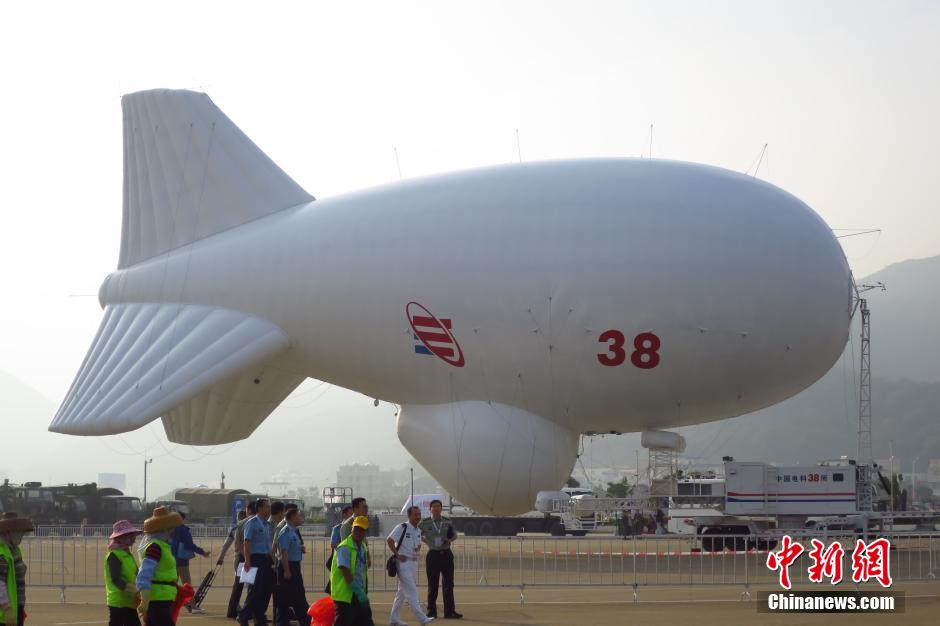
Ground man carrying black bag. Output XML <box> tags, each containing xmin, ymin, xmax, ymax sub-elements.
<box><xmin>419</xmin><ymin>500</ymin><xmax>462</xmax><ymax>619</ymax></box>
<box><xmin>386</xmin><ymin>507</ymin><xmax>433</xmax><ymax>626</ymax></box>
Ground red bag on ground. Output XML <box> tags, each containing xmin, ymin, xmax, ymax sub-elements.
<box><xmin>308</xmin><ymin>596</ymin><xmax>336</xmax><ymax>626</ymax></box>
<box><xmin>170</xmin><ymin>583</ymin><xmax>195</xmax><ymax>624</ymax></box>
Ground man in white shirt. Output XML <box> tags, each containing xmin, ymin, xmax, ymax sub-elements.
<box><xmin>387</xmin><ymin>506</ymin><xmax>434</xmax><ymax>626</ymax></box>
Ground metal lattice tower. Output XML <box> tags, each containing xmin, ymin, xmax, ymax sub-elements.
<box><xmin>856</xmin><ymin>298</ymin><xmax>872</xmax><ymax>466</ymax></box>
<box><xmin>647</xmin><ymin>448</ymin><xmax>679</xmax><ymax>502</ymax></box>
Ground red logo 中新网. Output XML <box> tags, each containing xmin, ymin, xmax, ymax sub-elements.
<box><xmin>766</xmin><ymin>535</ymin><xmax>893</xmax><ymax>589</ymax></box>
<box><xmin>407</xmin><ymin>301</ymin><xmax>465</xmax><ymax>368</ymax></box>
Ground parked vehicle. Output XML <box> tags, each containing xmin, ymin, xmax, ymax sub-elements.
<box><xmin>0</xmin><ymin>480</ymin><xmax>144</xmax><ymax>524</ymax></box>
<box><xmin>174</xmin><ymin>488</ymin><xmax>253</xmax><ymax>524</ymax></box>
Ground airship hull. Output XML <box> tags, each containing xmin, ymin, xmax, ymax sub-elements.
<box><xmin>98</xmin><ymin>158</ymin><xmax>852</xmax><ymax>434</ymax></box>
<box><xmin>53</xmin><ymin>90</ymin><xmax>852</xmax><ymax>515</ymax></box>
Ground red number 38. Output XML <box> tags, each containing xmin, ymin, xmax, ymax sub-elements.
<box><xmin>597</xmin><ymin>330</ymin><xmax>660</xmax><ymax>369</ymax></box>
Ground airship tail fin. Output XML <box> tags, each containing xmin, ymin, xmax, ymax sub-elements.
<box><xmin>160</xmin><ymin>357</ymin><xmax>304</xmax><ymax>445</ymax></box>
<box><xmin>118</xmin><ymin>89</ymin><xmax>314</xmax><ymax>269</ymax></box>
<box><xmin>49</xmin><ymin>302</ymin><xmax>301</xmax><ymax>443</ymax></box>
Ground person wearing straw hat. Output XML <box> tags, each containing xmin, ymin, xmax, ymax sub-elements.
<box><xmin>105</xmin><ymin>520</ymin><xmax>143</xmax><ymax>626</ymax></box>
<box><xmin>136</xmin><ymin>507</ymin><xmax>183</xmax><ymax>626</ymax></box>
<box><xmin>0</xmin><ymin>512</ymin><xmax>33</xmax><ymax>626</ymax></box>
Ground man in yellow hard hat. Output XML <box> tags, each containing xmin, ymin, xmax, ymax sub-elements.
<box><xmin>330</xmin><ymin>515</ymin><xmax>373</xmax><ymax>626</ymax></box>
<box><xmin>0</xmin><ymin>512</ymin><xmax>34</xmax><ymax>626</ymax></box>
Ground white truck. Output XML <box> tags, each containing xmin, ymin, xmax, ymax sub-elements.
<box><xmin>678</xmin><ymin>458</ymin><xmax>940</xmax><ymax>550</ymax></box>
<box><xmin>667</xmin><ymin>474</ymin><xmax>726</xmax><ymax>534</ymax></box>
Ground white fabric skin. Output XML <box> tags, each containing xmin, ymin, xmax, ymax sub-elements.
<box><xmin>390</xmin><ymin>559</ymin><xmax>429</xmax><ymax>624</ymax></box>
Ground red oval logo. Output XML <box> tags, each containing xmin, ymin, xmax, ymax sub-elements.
<box><xmin>406</xmin><ymin>301</ymin><xmax>465</xmax><ymax>368</ymax></box>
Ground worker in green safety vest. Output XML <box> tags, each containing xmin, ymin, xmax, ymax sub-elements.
<box><xmin>104</xmin><ymin>520</ymin><xmax>144</xmax><ymax>626</ymax></box>
<box><xmin>0</xmin><ymin>512</ymin><xmax>33</xmax><ymax>626</ymax></box>
<box><xmin>135</xmin><ymin>507</ymin><xmax>183</xmax><ymax>626</ymax></box>
<box><xmin>330</xmin><ymin>515</ymin><xmax>373</xmax><ymax>626</ymax></box>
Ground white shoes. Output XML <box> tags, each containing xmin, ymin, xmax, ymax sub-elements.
<box><xmin>421</xmin><ymin>619</ymin><xmax>436</xmax><ymax>625</ymax></box>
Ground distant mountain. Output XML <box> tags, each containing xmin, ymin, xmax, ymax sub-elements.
<box><xmin>0</xmin><ymin>369</ymin><xmax>411</xmax><ymax>499</ymax></box>
<box><xmin>585</xmin><ymin>366</ymin><xmax>940</xmax><ymax>478</ymax></box>
<box><xmin>0</xmin><ymin>371</ymin><xmax>58</xmax><ymax>482</ymax></box>
<box><xmin>676</xmin><ymin>368</ymin><xmax>940</xmax><ymax>466</ymax></box>
<box><xmin>859</xmin><ymin>255</ymin><xmax>940</xmax><ymax>383</ymax></box>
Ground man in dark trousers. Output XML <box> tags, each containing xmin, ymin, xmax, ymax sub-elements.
<box><xmin>226</xmin><ymin>504</ymin><xmax>253</xmax><ymax>619</ymax></box>
<box><xmin>171</xmin><ymin>512</ymin><xmax>211</xmax><ymax>613</ymax></box>
<box><xmin>237</xmin><ymin>499</ymin><xmax>273</xmax><ymax>626</ymax></box>
<box><xmin>419</xmin><ymin>500</ymin><xmax>462</xmax><ymax>619</ymax></box>
<box><xmin>275</xmin><ymin>508</ymin><xmax>310</xmax><ymax>626</ymax></box>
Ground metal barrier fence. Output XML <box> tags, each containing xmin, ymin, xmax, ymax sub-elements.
<box><xmin>21</xmin><ymin>528</ymin><xmax>940</xmax><ymax>603</ymax></box>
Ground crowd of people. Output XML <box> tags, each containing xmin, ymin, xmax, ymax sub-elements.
<box><xmin>0</xmin><ymin>498</ymin><xmax>465</xmax><ymax>626</ymax></box>
<box><xmin>620</xmin><ymin>508</ymin><xmax>668</xmax><ymax>536</ymax></box>
<box><xmin>0</xmin><ymin>499</ymin><xmax>672</xmax><ymax>626</ymax></box>
<box><xmin>326</xmin><ymin>497</ymin><xmax>462</xmax><ymax>626</ymax></box>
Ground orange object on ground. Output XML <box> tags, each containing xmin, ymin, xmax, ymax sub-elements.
<box><xmin>169</xmin><ymin>583</ymin><xmax>195</xmax><ymax>624</ymax></box>
<box><xmin>308</xmin><ymin>596</ymin><xmax>336</xmax><ymax>626</ymax></box>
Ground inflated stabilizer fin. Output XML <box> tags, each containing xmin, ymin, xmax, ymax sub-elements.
<box><xmin>50</xmin><ymin>303</ymin><xmax>295</xmax><ymax>442</ymax></box>
<box><xmin>120</xmin><ymin>89</ymin><xmax>313</xmax><ymax>268</ymax></box>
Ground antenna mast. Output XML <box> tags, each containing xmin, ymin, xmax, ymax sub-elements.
<box><xmin>856</xmin><ymin>296</ymin><xmax>873</xmax><ymax>466</ymax></box>
<box><xmin>394</xmin><ymin>147</ymin><xmax>403</xmax><ymax>180</ymax></box>
<box><xmin>853</xmin><ymin>281</ymin><xmax>885</xmax><ymax>513</ymax></box>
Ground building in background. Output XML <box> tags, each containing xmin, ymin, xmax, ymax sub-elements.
<box><xmin>334</xmin><ymin>463</ymin><xmax>439</xmax><ymax>507</ymax></box>
<box><xmin>927</xmin><ymin>459</ymin><xmax>940</xmax><ymax>498</ymax></box>
<box><xmin>97</xmin><ymin>473</ymin><xmax>127</xmax><ymax>490</ymax></box>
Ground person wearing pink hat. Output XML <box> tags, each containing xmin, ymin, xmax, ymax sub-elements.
<box><xmin>105</xmin><ymin>520</ymin><xmax>143</xmax><ymax>626</ymax></box>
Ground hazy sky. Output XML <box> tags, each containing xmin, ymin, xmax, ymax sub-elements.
<box><xmin>1</xmin><ymin>1</ymin><xmax>938</xmax><ymax>497</ymax></box>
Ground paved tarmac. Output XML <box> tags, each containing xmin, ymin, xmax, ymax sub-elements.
<box><xmin>24</xmin><ymin>581</ymin><xmax>940</xmax><ymax>626</ymax></box>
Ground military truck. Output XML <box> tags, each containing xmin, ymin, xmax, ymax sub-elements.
<box><xmin>0</xmin><ymin>480</ymin><xmax>144</xmax><ymax>524</ymax></box>
<box><xmin>174</xmin><ymin>488</ymin><xmax>254</xmax><ymax>524</ymax></box>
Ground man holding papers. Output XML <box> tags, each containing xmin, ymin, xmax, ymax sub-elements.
<box><xmin>237</xmin><ymin>499</ymin><xmax>273</xmax><ymax>626</ymax></box>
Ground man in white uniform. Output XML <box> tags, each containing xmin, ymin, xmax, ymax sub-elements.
<box><xmin>387</xmin><ymin>506</ymin><xmax>434</xmax><ymax>626</ymax></box>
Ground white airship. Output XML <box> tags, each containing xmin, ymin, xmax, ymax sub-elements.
<box><xmin>50</xmin><ymin>89</ymin><xmax>852</xmax><ymax>515</ymax></box>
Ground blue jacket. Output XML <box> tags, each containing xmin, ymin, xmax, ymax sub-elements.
<box><xmin>170</xmin><ymin>524</ymin><xmax>206</xmax><ymax>565</ymax></box>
